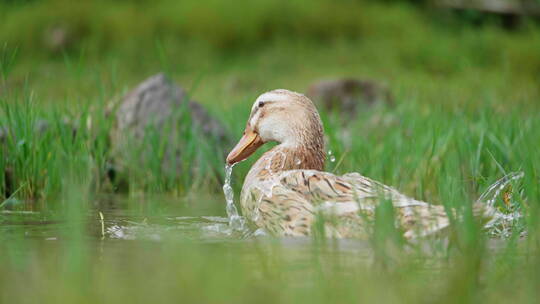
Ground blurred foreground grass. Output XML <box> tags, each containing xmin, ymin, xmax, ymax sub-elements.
<box><xmin>1</xmin><ymin>1</ymin><xmax>540</xmax><ymax>303</ymax></box>
<box><xmin>0</xmin><ymin>235</ymin><xmax>538</xmax><ymax>303</ymax></box>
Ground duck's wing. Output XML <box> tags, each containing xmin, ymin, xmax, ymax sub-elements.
<box><xmin>278</xmin><ymin>170</ymin><xmax>418</xmax><ymax>206</ymax></box>
<box><xmin>275</xmin><ymin>170</ymin><xmax>450</xmax><ymax>238</ymax></box>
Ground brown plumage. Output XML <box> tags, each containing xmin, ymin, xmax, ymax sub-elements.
<box><xmin>227</xmin><ymin>89</ymin><xmax>493</xmax><ymax>239</ymax></box>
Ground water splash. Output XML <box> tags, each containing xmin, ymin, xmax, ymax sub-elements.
<box><xmin>223</xmin><ymin>164</ymin><xmax>246</xmax><ymax>231</ymax></box>
<box><xmin>477</xmin><ymin>171</ymin><xmax>524</xmax><ymax>209</ymax></box>
<box><xmin>478</xmin><ymin>171</ymin><xmax>525</xmax><ymax>238</ymax></box>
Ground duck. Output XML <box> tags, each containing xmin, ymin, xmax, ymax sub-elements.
<box><xmin>226</xmin><ymin>89</ymin><xmax>495</xmax><ymax>239</ymax></box>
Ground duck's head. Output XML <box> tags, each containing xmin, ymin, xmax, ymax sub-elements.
<box><xmin>226</xmin><ymin>89</ymin><xmax>325</xmax><ymax>168</ymax></box>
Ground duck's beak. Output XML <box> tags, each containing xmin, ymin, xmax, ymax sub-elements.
<box><xmin>226</xmin><ymin>126</ymin><xmax>264</xmax><ymax>165</ymax></box>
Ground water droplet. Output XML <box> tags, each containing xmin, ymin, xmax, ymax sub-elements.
<box><xmin>295</xmin><ymin>158</ymin><xmax>302</xmax><ymax>165</ymax></box>
<box><xmin>330</xmin><ymin>155</ymin><xmax>336</xmax><ymax>162</ymax></box>
<box><xmin>327</xmin><ymin>150</ymin><xmax>333</xmax><ymax>155</ymax></box>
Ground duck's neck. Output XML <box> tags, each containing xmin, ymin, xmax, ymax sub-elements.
<box><xmin>246</xmin><ymin>139</ymin><xmax>325</xmax><ymax>182</ymax></box>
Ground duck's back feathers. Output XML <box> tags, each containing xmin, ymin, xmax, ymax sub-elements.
<box><xmin>243</xmin><ymin>170</ymin><xmax>451</xmax><ymax>239</ymax></box>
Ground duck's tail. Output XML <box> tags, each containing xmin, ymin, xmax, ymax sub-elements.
<box><xmin>474</xmin><ymin>171</ymin><xmax>525</xmax><ymax>237</ymax></box>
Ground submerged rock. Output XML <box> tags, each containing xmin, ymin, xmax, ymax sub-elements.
<box><xmin>306</xmin><ymin>78</ymin><xmax>393</xmax><ymax>120</ymax></box>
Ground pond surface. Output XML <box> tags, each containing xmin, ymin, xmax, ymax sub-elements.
<box><xmin>0</xmin><ymin>192</ymin><xmax>515</xmax><ymax>255</ymax></box>
<box><xmin>0</xmin><ymin>169</ymin><xmax>525</xmax><ymax>263</ymax></box>
<box><xmin>0</xmin><ymin>195</ymin><xmax>229</xmax><ymax>241</ymax></box>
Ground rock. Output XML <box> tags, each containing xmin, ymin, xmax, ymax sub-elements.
<box><xmin>114</xmin><ymin>73</ymin><xmax>226</xmax><ymax>142</ymax></box>
<box><xmin>435</xmin><ymin>0</ymin><xmax>540</xmax><ymax>29</ymax></box>
<box><xmin>110</xmin><ymin>73</ymin><xmax>229</xmax><ymax>180</ymax></box>
<box><xmin>43</xmin><ymin>24</ymin><xmax>72</xmax><ymax>53</ymax></box>
<box><xmin>435</xmin><ymin>0</ymin><xmax>540</xmax><ymax>17</ymax></box>
<box><xmin>306</xmin><ymin>78</ymin><xmax>393</xmax><ymax>119</ymax></box>
<box><xmin>186</xmin><ymin>100</ymin><xmax>227</xmax><ymax>139</ymax></box>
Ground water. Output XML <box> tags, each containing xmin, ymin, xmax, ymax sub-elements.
<box><xmin>478</xmin><ymin>171</ymin><xmax>526</xmax><ymax>238</ymax></box>
<box><xmin>0</xmin><ymin>194</ymin><xmax>529</xmax><ymax>304</ymax></box>
<box><xmin>223</xmin><ymin>164</ymin><xmax>247</xmax><ymax>232</ymax></box>
<box><xmin>327</xmin><ymin>150</ymin><xmax>336</xmax><ymax>162</ymax></box>
<box><xmin>477</xmin><ymin>171</ymin><xmax>524</xmax><ymax>209</ymax></box>
<box><xmin>0</xmin><ymin>164</ymin><xmax>253</xmax><ymax>242</ymax></box>
<box><xmin>0</xmin><ymin>170</ymin><xmax>525</xmax><ymax>242</ymax></box>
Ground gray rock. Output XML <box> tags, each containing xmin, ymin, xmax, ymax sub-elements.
<box><xmin>306</xmin><ymin>78</ymin><xmax>393</xmax><ymax>120</ymax></box>
<box><xmin>110</xmin><ymin>73</ymin><xmax>228</xmax><ymax>178</ymax></box>
<box><xmin>114</xmin><ymin>73</ymin><xmax>226</xmax><ymax>141</ymax></box>
<box><xmin>187</xmin><ymin>100</ymin><xmax>227</xmax><ymax>139</ymax></box>
<box><xmin>435</xmin><ymin>0</ymin><xmax>540</xmax><ymax>16</ymax></box>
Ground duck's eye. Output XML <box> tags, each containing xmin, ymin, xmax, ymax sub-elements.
<box><xmin>258</xmin><ymin>101</ymin><xmax>265</xmax><ymax>108</ymax></box>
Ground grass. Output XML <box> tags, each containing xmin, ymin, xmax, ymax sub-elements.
<box><xmin>1</xmin><ymin>0</ymin><xmax>540</xmax><ymax>303</ymax></box>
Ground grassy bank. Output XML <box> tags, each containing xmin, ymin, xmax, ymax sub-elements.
<box><xmin>2</xmin><ymin>39</ymin><xmax>539</xmax><ymax>205</ymax></box>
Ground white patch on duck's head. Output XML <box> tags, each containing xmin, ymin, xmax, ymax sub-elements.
<box><xmin>251</xmin><ymin>90</ymin><xmax>295</xmax><ymax>111</ymax></box>
<box><xmin>247</xmin><ymin>89</ymin><xmax>318</xmax><ymax>148</ymax></box>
